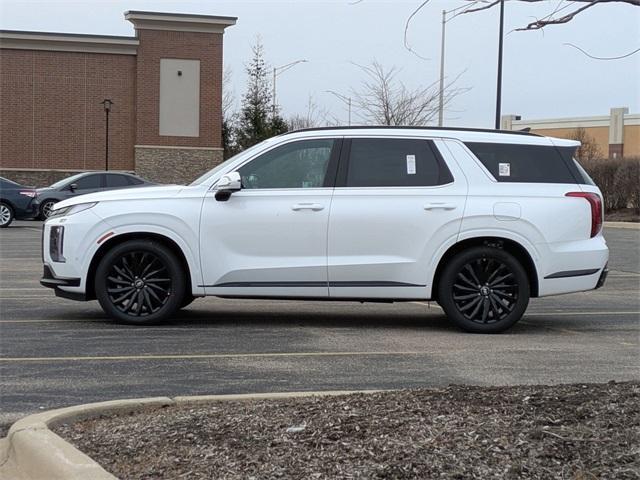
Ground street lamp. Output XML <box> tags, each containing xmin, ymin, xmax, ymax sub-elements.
<box><xmin>495</xmin><ymin>0</ymin><xmax>505</xmax><ymax>129</ymax></box>
<box><xmin>100</xmin><ymin>99</ymin><xmax>113</xmax><ymax>171</ymax></box>
<box><xmin>325</xmin><ymin>90</ymin><xmax>352</xmax><ymax>126</ymax></box>
<box><xmin>272</xmin><ymin>59</ymin><xmax>308</xmax><ymax>117</ymax></box>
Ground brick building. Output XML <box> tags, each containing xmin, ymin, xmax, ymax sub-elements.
<box><xmin>502</xmin><ymin>107</ymin><xmax>639</xmax><ymax>159</ymax></box>
<box><xmin>0</xmin><ymin>11</ymin><xmax>236</xmax><ymax>186</ymax></box>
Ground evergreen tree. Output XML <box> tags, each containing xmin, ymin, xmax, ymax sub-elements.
<box><xmin>234</xmin><ymin>39</ymin><xmax>288</xmax><ymax>151</ymax></box>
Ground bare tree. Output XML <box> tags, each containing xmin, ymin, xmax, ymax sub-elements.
<box><xmin>350</xmin><ymin>61</ymin><xmax>468</xmax><ymax>126</ymax></box>
<box><xmin>457</xmin><ymin>0</ymin><xmax>639</xmax><ymax>31</ymax></box>
<box><xmin>287</xmin><ymin>96</ymin><xmax>331</xmax><ymax>130</ymax></box>
<box><xmin>222</xmin><ymin>67</ymin><xmax>235</xmax><ymax>121</ymax></box>
<box><xmin>568</xmin><ymin>127</ymin><xmax>602</xmax><ymax>161</ymax></box>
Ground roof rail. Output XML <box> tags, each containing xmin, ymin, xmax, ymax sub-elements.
<box><xmin>291</xmin><ymin>125</ymin><xmax>540</xmax><ymax>136</ymax></box>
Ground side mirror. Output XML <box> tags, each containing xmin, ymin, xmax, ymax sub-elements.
<box><xmin>214</xmin><ymin>172</ymin><xmax>242</xmax><ymax>202</ymax></box>
<box><xmin>69</xmin><ymin>183</ymin><xmax>78</xmax><ymax>192</ymax></box>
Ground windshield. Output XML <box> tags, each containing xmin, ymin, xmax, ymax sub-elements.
<box><xmin>189</xmin><ymin>141</ymin><xmax>273</xmax><ymax>186</ymax></box>
<box><xmin>48</xmin><ymin>172</ymin><xmax>87</xmax><ymax>189</ymax></box>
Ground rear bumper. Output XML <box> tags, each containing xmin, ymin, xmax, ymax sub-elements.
<box><xmin>14</xmin><ymin>199</ymin><xmax>39</xmax><ymax>220</ymax></box>
<box><xmin>595</xmin><ymin>263</ymin><xmax>609</xmax><ymax>289</ymax></box>
<box><xmin>40</xmin><ymin>264</ymin><xmax>86</xmax><ymax>301</ymax></box>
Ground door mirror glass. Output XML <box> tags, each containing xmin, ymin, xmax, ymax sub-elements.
<box><xmin>215</xmin><ymin>172</ymin><xmax>242</xmax><ymax>201</ymax></box>
<box><xmin>68</xmin><ymin>183</ymin><xmax>78</xmax><ymax>192</ymax></box>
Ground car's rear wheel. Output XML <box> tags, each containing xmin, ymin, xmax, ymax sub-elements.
<box><xmin>437</xmin><ymin>246</ymin><xmax>529</xmax><ymax>333</ymax></box>
<box><xmin>0</xmin><ymin>202</ymin><xmax>14</xmax><ymax>228</ymax></box>
<box><xmin>40</xmin><ymin>200</ymin><xmax>57</xmax><ymax>220</ymax></box>
<box><xmin>95</xmin><ymin>239</ymin><xmax>185</xmax><ymax>325</ymax></box>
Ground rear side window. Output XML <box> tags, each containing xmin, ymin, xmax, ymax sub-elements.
<box><xmin>126</xmin><ymin>176</ymin><xmax>145</xmax><ymax>185</ymax></box>
<box><xmin>465</xmin><ymin>142</ymin><xmax>576</xmax><ymax>183</ymax></box>
<box><xmin>105</xmin><ymin>174</ymin><xmax>130</xmax><ymax>188</ymax></box>
<box><xmin>74</xmin><ymin>174</ymin><xmax>102</xmax><ymax>190</ymax></box>
<box><xmin>345</xmin><ymin>138</ymin><xmax>453</xmax><ymax>187</ymax></box>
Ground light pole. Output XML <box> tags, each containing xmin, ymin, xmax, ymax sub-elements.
<box><xmin>100</xmin><ymin>99</ymin><xmax>113</xmax><ymax>171</ymax></box>
<box><xmin>495</xmin><ymin>0</ymin><xmax>505</xmax><ymax>129</ymax></box>
<box><xmin>438</xmin><ymin>9</ymin><xmax>447</xmax><ymax>127</ymax></box>
<box><xmin>272</xmin><ymin>59</ymin><xmax>307</xmax><ymax>118</ymax></box>
<box><xmin>325</xmin><ymin>90</ymin><xmax>352</xmax><ymax>126</ymax></box>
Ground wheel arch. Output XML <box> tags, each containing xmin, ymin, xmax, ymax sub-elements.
<box><xmin>85</xmin><ymin>232</ymin><xmax>194</xmax><ymax>300</ymax></box>
<box><xmin>431</xmin><ymin>236</ymin><xmax>539</xmax><ymax>300</ymax></box>
<box><xmin>0</xmin><ymin>198</ymin><xmax>16</xmax><ymax>210</ymax></box>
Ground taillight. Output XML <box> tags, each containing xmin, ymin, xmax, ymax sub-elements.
<box><xmin>566</xmin><ymin>192</ymin><xmax>603</xmax><ymax>238</ymax></box>
<box><xmin>19</xmin><ymin>190</ymin><xmax>36</xmax><ymax>198</ymax></box>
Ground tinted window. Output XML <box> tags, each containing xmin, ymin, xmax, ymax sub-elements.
<box><xmin>105</xmin><ymin>174</ymin><xmax>130</xmax><ymax>188</ymax></box>
<box><xmin>74</xmin><ymin>174</ymin><xmax>102</xmax><ymax>190</ymax></box>
<box><xmin>465</xmin><ymin>142</ymin><xmax>577</xmax><ymax>183</ymax></box>
<box><xmin>0</xmin><ymin>178</ymin><xmax>19</xmax><ymax>188</ymax></box>
<box><xmin>557</xmin><ymin>146</ymin><xmax>595</xmax><ymax>186</ymax></box>
<box><xmin>345</xmin><ymin>138</ymin><xmax>452</xmax><ymax>187</ymax></box>
<box><xmin>238</xmin><ymin>139</ymin><xmax>334</xmax><ymax>189</ymax></box>
<box><xmin>126</xmin><ymin>176</ymin><xmax>145</xmax><ymax>185</ymax></box>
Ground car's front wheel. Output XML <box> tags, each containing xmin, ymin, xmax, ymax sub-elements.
<box><xmin>95</xmin><ymin>239</ymin><xmax>186</xmax><ymax>325</ymax></box>
<box><xmin>437</xmin><ymin>246</ymin><xmax>529</xmax><ymax>333</ymax></box>
<box><xmin>0</xmin><ymin>202</ymin><xmax>14</xmax><ymax>228</ymax></box>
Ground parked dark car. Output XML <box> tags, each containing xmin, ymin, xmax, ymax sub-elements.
<box><xmin>0</xmin><ymin>177</ymin><xmax>39</xmax><ymax>227</ymax></box>
<box><xmin>36</xmin><ymin>172</ymin><xmax>154</xmax><ymax>219</ymax></box>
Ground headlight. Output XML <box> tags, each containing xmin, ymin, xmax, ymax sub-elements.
<box><xmin>49</xmin><ymin>202</ymin><xmax>98</xmax><ymax>219</ymax></box>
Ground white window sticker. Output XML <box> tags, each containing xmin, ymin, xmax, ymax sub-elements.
<box><xmin>406</xmin><ymin>155</ymin><xmax>416</xmax><ymax>175</ymax></box>
<box><xmin>498</xmin><ymin>162</ymin><xmax>511</xmax><ymax>177</ymax></box>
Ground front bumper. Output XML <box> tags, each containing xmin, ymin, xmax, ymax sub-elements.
<box><xmin>40</xmin><ymin>264</ymin><xmax>86</xmax><ymax>301</ymax></box>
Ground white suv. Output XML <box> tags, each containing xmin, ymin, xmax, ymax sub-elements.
<box><xmin>41</xmin><ymin>127</ymin><xmax>608</xmax><ymax>333</ymax></box>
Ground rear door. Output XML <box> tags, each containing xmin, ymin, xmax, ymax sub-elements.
<box><xmin>327</xmin><ymin>136</ymin><xmax>467</xmax><ymax>299</ymax></box>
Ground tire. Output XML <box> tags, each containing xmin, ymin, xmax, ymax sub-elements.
<box><xmin>180</xmin><ymin>294</ymin><xmax>196</xmax><ymax>309</ymax></box>
<box><xmin>0</xmin><ymin>202</ymin><xmax>14</xmax><ymax>228</ymax></box>
<box><xmin>437</xmin><ymin>246</ymin><xmax>529</xmax><ymax>334</ymax></box>
<box><xmin>39</xmin><ymin>200</ymin><xmax>57</xmax><ymax>220</ymax></box>
<box><xmin>95</xmin><ymin>239</ymin><xmax>186</xmax><ymax>325</ymax></box>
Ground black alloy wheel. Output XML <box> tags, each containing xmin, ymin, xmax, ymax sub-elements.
<box><xmin>437</xmin><ymin>246</ymin><xmax>529</xmax><ymax>333</ymax></box>
<box><xmin>95</xmin><ymin>240</ymin><xmax>185</xmax><ymax>324</ymax></box>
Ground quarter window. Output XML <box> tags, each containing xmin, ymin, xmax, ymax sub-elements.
<box><xmin>345</xmin><ymin>138</ymin><xmax>452</xmax><ymax>187</ymax></box>
<box><xmin>238</xmin><ymin>139</ymin><xmax>335</xmax><ymax>189</ymax></box>
<box><xmin>465</xmin><ymin>142</ymin><xmax>577</xmax><ymax>183</ymax></box>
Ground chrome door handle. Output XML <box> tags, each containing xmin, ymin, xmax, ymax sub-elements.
<box><xmin>424</xmin><ymin>203</ymin><xmax>456</xmax><ymax>211</ymax></box>
<box><xmin>291</xmin><ymin>203</ymin><xmax>324</xmax><ymax>211</ymax></box>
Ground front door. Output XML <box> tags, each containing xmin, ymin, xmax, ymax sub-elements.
<box><xmin>328</xmin><ymin>137</ymin><xmax>468</xmax><ymax>299</ymax></box>
<box><xmin>199</xmin><ymin>138</ymin><xmax>341</xmax><ymax>298</ymax></box>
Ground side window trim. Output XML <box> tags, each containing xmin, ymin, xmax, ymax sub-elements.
<box><xmin>335</xmin><ymin>137</ymin><xmax>454</xmax><ymax>188</ymax></box>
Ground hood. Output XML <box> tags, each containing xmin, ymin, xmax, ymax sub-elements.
<box><xmin>53</xmin><ymin>184</ymin><xmax>185</xmax><ymax>209</ymax></box>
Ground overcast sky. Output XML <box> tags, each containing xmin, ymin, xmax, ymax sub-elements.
<box><xmin>2</xmin><ymin>0</ymin><xmax>639</xmax><ymax>127</ymax></box>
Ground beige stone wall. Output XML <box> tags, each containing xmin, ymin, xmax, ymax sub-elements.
<box><xmin>531</xmin><ymin>126</ymin><xmax>610</xmax><ymax>158</ymax></box>
<box><xmin>135</xmin><ymin>146</ymin><xmax>224</xmax><ymax>185</ymax></box>
<box><xmin>623</xmin><ymin>125</ymin><xmax>640</xmax><ymax>157</ymax></box>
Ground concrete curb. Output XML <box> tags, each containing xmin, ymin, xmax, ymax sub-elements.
<box><xmin>604</xmin><ymin>221</ymin><xmax>640</xmax><ymax>229</ymax></box>
<box><xmin>0</xmin><ymin>390</ymin><xmax>379</xmax><ymax>480</ymax></box>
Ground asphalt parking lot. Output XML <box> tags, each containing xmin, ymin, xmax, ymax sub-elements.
<box><xmin>1</xmin><ymin>221</ymin><xmax>638</xmax><ymax>433</ymax></box>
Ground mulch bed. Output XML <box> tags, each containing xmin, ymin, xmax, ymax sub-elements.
<box><xmin>56</xmin><ymin>382</ymin><xmax>639</xmax><ymax>480</ymax></box>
